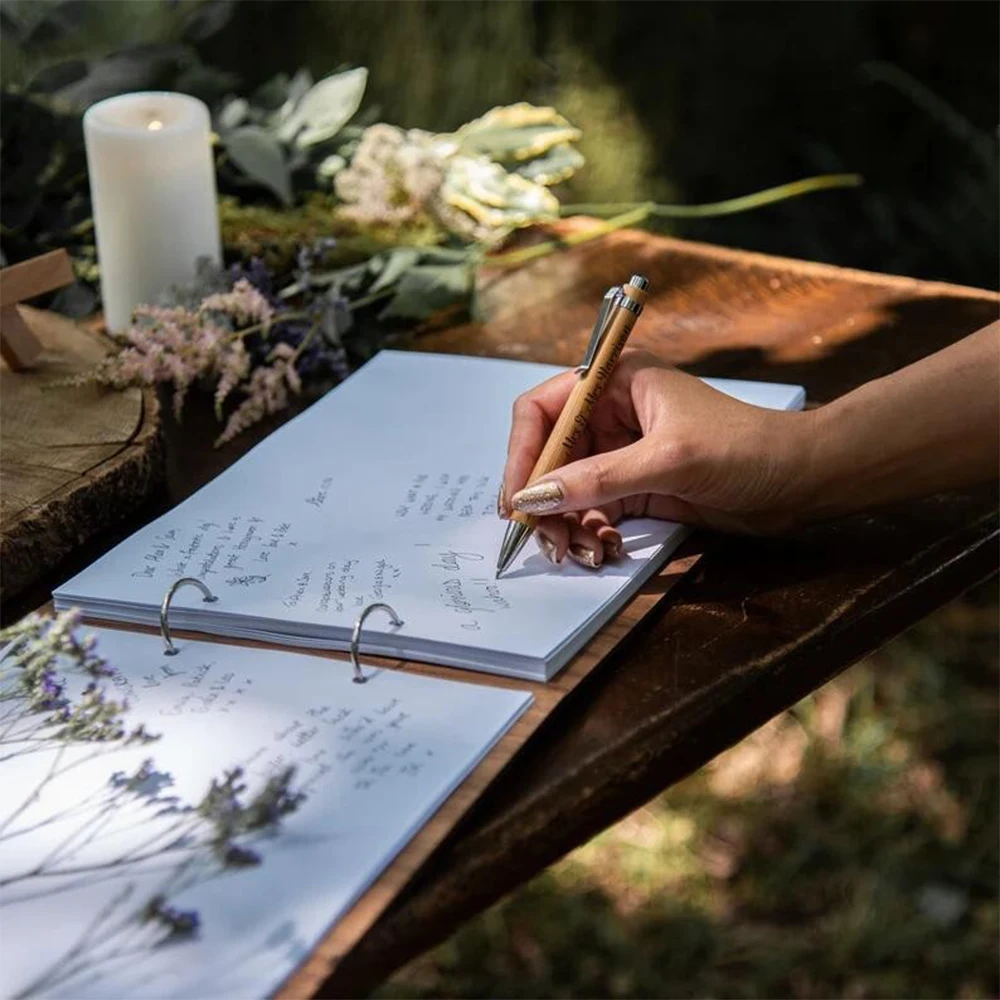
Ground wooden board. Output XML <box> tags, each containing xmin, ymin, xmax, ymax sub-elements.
<box><xmin>26</xmin><ymin>225</ymin><xmax>998</xmax><ymax>996</ymax></box>
<box><xmin>0</xmin><ymin>307</ymin><xmax>164</xmax><ymax>599</ymax></box>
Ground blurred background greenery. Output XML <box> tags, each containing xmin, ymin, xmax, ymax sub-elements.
<box><xmin>2</xmin><ymin>2</ymin><xmax>997</xmax><ymax>995</ymax></box>
<box><xmin>2</xmin><ymin>0</ymin><xmax>997</xmax><ymax>287</ymax></box>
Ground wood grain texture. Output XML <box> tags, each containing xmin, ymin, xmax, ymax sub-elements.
<box><xmin>0</xmin><ymin>249</ymin><xmax>74</xmax><ymax>308</ymax></box>
<box><xmin>0</xmin><ymin>305</ymin><xmax>43</xmax><ymax>370</ymax></box>
<box><xmin>0</xmin><ymin>307</ymin><xmax>165</xmax><ymax>599</ymax></box>
<box><xmin>10</xmin><ymin>230</ymin><xmax>999</xmax><ymax>997</ymax></box>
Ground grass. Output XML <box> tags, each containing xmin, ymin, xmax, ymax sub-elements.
<box><xmin>380</xmin><ymin>578</ymin><xmax>999</xmax><ymax>999</ymax></box>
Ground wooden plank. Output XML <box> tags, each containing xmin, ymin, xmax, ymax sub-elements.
<box><xmin>0</xmin><ymin>249</ymin><xmax>75</xmax><ymax>307</ymax></box>
<box><xmin>18</xmin><ymin>229</ymin><xmax>999</xmax><ymax>997</ymax></box>
<box><xmin>0</xmin><ymin>305</ymin><xmax>42</xmax><ymax>370</ymax></box>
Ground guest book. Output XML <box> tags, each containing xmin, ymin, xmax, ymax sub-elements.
<box><xmin>18</xmin><ymin>349</ymin><xmax>807</xmax><ymax>997</ymax></box>
<box><xmin>0</xmin><ymin>628</ymin><xmax>531</xmax><ymax>999</ymax></box>
<box><xmin>54</xmin><ymin>351</ymin><xmax>805</xmax><ymax>682</ymax></box>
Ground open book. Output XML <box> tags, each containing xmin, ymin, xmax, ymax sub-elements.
<box><xmin>0</xmin><ymin>627</ymin><xmax>531</xmax><ymax>999</ymax></box>
<box><xmin>55</xmin><ymin>352</ymin><xmax>805</xmax><ymax>681</ymax></box>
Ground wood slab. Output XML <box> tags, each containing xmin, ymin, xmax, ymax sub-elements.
<box><xmin>0</xmin><ymin>307</ymin><xmax>164</xmax><ymax>599</ymax></box>
<box><xmin>9</xmin><ymin>229</ymin><xmax>998</xmax><ymax>997</ymax></box>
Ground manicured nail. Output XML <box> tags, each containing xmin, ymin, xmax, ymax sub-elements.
<box><xmin>497</xmin><ymin>483</ymin><xmax>510</xmax><ymax>519</ymax></box>
<box><xmin>511</xmin><ymin>480</ymin><xmax>563</xmax><ymax>514</ymax></box>
<box><xmin>537</xmin><ymin>533</ymin><xmax>561</xmax><ymax>564</ymax></box>
<box><xmin>602</xmin><ymin>531</ymin><xmax>623</xmax><ymax>559</ymax></box>
<box><xmin>568</xmin><ymin>544</ymin><xmax>600</xmax><ymax>569</ymax></box>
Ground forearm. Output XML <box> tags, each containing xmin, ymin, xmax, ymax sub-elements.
<box><xmin>795</xmin><ymin>322</ymin><xmax>999</xmax><ymax>520</ymax></box>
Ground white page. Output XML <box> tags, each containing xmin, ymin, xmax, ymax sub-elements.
<box><xmin>55</xmin><ymin>352</ymin><xmax>805</xmax><ymax>679</ymax></box>
<box><xmin>0</xmin><ymin>627</ymin><xmax>531</xmax><ymax>999</ymax></box>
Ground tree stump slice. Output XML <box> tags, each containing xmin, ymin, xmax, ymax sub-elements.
<box><xmin>0</xmin><ymin>307</ymin><xmax>164</xmax><ymax>600</ymax></box>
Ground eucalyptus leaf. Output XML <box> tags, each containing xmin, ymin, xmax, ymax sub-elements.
<box><xmin>369</xmin><ymin>248</ymin><xmax>420</xmax><ymax>293</ymax></box>
<box><xmin>218</xmin><ymin>97</ymin><xmax>250</xmax><ymax>131</ymax></box>
<box><xmin>251</xmin><ymin>73</ymin><xmax>294</xmax><ymax>112</ymax></box>
<box><xmin>277</xmin><ymin>67</ymin><xmax>368</xmax><ymax>149</ymax></box>
<box><xmin>379</xmin><ymin>261</ymin><xmax>473</xmax><ymax>321</ymax></box>
<box><xmin>316</xmin><ymin>153</ymin><xmax>346</xmax><ymax>180</ymax></box>
<box><xmin>277</xmin><ymin>68</ymin><xmax>314</xmax><ymax>122</ymax></box>
<box><xmin>417</xmin><ymin>247</ymin><xmax>475</xmax><ymax>265</ymax></box>
<box><xmin>223</xmin><ymin>126</ymin><xmax>293</xmax><ymax>206</ymax></box>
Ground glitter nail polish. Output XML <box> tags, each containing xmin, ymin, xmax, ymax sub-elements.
<box><xmin>511</xmin><ymin>480</ymin><xmax>563</xmax><ymax>514</ymax></box>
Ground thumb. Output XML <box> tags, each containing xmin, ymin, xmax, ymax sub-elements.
<box><xmin>509</xmin><ymin>440</ymin><xmax>662</xmax><ymax>515</ymax></box>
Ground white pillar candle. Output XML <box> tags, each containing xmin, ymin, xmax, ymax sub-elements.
<box><xmin>83</xmin><ymin>91</ymin><xmax>222</xmax><ymax>332</ymax></box>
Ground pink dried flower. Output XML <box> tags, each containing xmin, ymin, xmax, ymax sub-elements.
<box><xmin>215</xmin><ymin>344</ymin><xmax>302</xmax><ymax>446</ymax></box>
<box><xmin>200</xmin><ymin>279</ymin><xmax>274</xmax><ymax>327</ymax></box>
<box><xmin>87</xmin><ymin>303</ymin><xmax>251</xmax><ymax>421</ymax></box>
<box><xmin>213</xmin><ymin>340</ymin><xmax>252</xmax><ymax>418</ymax></box>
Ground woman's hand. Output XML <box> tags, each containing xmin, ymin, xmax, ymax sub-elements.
<box><xmin>499</xmin><ymin>349</ymin><xmax>815</xmax><ymax>567</ymax></box>
<box><xmin>499</xmin><ymin>323</ymin><xmax>999</xmax><ymax>569</ymax></box>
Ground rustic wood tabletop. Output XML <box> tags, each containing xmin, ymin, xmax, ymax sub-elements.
<box><xmin>7</xmin><ymin>229</ymin><xmax>998</xmax><ymax>996</ymax></box>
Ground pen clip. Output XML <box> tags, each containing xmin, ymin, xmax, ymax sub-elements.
<box><xmin>576</xmin><ymin>286</ymin><xmax>622</xmax><ymax>376</ymax></box>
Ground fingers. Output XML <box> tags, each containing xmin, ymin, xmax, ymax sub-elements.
<box><xmin>534</xmin><ymin>511</ymin><xmax>623</xmax><ymax>569</ymax></box>
<box><xmin>567</xmin><ymin>519</ymin><xmax>605</xmax><ymax>569</ymax></box>
<box><xmin>501</xmin><ymin>371</ymin><xmax>579</xmax><ymax>514</ymax></box>
<box><xmin>535</xmin><ymin>516</ymin><xmax>571</xmax><ymax>563</ymax></box>
<box><xmin>510</xmin><ymin>439</ymin><xmax>662</xmax><ymax>516</ymax></box>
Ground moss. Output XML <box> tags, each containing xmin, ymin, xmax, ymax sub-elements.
<box><xmin>219</xmin><ymin>195</ymin><xmax>445</xmax><ymax>271</ymax></box>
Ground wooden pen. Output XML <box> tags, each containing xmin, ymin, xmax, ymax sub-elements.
<box><xmin>495</xmin><ymin>274</ymin><xmax>650</xmax><ymax>577</ymax></box>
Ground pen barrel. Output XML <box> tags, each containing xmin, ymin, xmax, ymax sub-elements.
<box><xmin>509</xmin><ymin>283</ymin><xmax>647</xmax><ymax>528</ymax></box>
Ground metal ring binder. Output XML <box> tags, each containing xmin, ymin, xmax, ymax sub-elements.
<box><xmin>350</xmin><ymin>602</ymin><xmax>404</xmax><ymax>684</ymax></box>
<box><xmin>160</xmin><ymin>577</ymin><xmax>219</xmax><ymax>655</ymax></box>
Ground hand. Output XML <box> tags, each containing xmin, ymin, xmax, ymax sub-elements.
<box><xmin>499</xmin><ymin>349</ymin><xmax>815</xmax><ymax>568</ymax></box>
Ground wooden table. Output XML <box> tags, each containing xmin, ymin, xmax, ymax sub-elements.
<box><xmin>7</xmin><ymin>230</ymin><xmax>998</xmax><ymax>996</ymax></box>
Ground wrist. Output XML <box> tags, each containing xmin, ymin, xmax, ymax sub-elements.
<box><xmin>782</xmin><ymin>399</ymin><xmax>855</xmax><ymax>524</ymax></box>
<box><xmin>764</xmin><ymin>405</ymin><xmax>841</xmax><ymax>528</ymax></box>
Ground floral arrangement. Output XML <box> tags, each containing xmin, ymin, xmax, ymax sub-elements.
<box><xmin>43</xmin><ymin>65</ymin><xmax>859</xmax><ymax>444</ymax></box>
<box><xmin>66</xmin><ymin>249</ymin><xmax>356</xmax><ymax>445</ymax></box>
<box><xmin>4</xmin><ymin>28</ymin><xmax>859</xmax><ymax>443</ymax></box>
<box><xmin>0</xmin><ymin>610</ymin><xmax>304</xmax><ymax>995</ymax></box>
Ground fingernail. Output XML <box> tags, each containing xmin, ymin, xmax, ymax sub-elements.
<box><xmin>568</xmin><ymin>544</ymin><xmax>600</xmax><ymax>569</ymax></box>
<box><xmin>497</xmin><ymin>483</ymin><xmax>510</xmax><ymax>519</ymax></box>
<box><xmin>603</xmin><ymin>531</ymin><xmax>623</xmax><ymax>559</ymax></box>
<box><xmin>537</xmin><ymin>533</ymin><xmax>561</xmax><ymax>564</ymax></box>
<box><xmin>511</xmin><ymin>480</ymin><xmax>563</xmax><ymax>514</ymax></box>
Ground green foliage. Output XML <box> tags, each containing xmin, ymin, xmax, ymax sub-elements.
<box><xmin>222</xmin><ymin>125</ymin><xmax>295</xmax><ymax>206</ymax></box>
<box><xmin>379</xmin><ymin>258</ymin><xmax>476</xmax><ymax>322</ymax></box>
<box><xmin>215</xmin><ymin>66</ymin><xmax>370</xmax><ymax>205</ymax></box>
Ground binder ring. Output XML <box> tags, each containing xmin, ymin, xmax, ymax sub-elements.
<box><xmin>160</xmin><ymin>577</ymin><xmax>218</xmax><ymax>655</ymax></box>
<box><xmin>350</xmin><ymin>602</ymin><xmax>404</xmax><ymax>684</ymax></box>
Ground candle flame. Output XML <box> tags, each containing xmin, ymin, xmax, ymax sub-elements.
<box><xmin>147</xmin><ymin>119</ymin><xmax>164</xmax><ymax>132</ymax></box>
